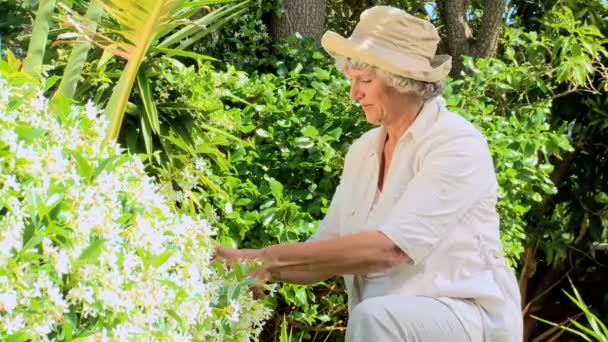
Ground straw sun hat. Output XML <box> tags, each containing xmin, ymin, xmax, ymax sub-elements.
<box><xmin>321</xmin><ymin>6</ymin><xmax>452</xmax><ymax>83</ymax></box>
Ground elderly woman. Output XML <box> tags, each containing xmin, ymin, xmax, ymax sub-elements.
<box><xmin>216</xmin><ymin>6</ymin><xmax>523</xmax><ymax>342</ymax></box>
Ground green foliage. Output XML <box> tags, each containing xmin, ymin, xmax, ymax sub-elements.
<box><xmin>55</xmin><ymin>1</ymin><xmax>104</xmax><ymax>98</ymax></box>
<box><xmin>131</xmin><ymin>42</ymin><xmax>365</xmax><ymax>336</ymax></box>
<box><xmin>325</xmin><ymin>0</ymin><xmax>429</xmax><ymax>36</ymax></box>
<box><xmin>62</xmin><ymin>0</ymin><xmax>249</xmax><ymax>140</ymax></box>
<box><xmin>138</xmin><ymin>27</ymin><xmax>579</xmax><ymax>335</ymax></box>
<box><xmin>278</xmin><ymin>315</ymin><xmax>305</xmax><ymax>342</ymax></box>
<box><xmin>5</xmin><ymin>0</ymin><xmax>606</xmax><ymax>339</ymax></box>
<box><xmin>0</xmin><ymin>54</ymin><xmax>270</xmax><ymax>340</ymax></box>
<box><xmin>445</xmin><ymin>56</ymin><xmax>573</xmax><ymax>264</ymax></box>
<box><xmin>23</xmin><ymin>0</ymin><xmax>56</xmax><ymax>77</ymax></box>
<box><xmin>503</xmin><ymin>4</ymin><xmax>608</xmax><ymax>268</ymax></box>
<box><xmin>0</xmin><ymin>0</ymin><xmax>35</xmax><ymax>59</ymax></box>
<box><xmin>129</xmin><ymin>5</ymin><xmax>606</xmax><ymax>332</ymax></box>
<box><xmin>194</xmin><ymin>0</ymin><xmax>276</xmax><ymax>73</ymax></box>
<box><xmin>533</xmin><ymin>279</ymin><xmax>608</xmax><ymax>342</ymax></box>
<box><xmin>150</xmin><ymin>40</ymin><xmax>367</xmax><ymax>243</ymax></box>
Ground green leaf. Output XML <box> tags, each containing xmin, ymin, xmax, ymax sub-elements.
<box><xmin>55</xmin><ymin>0</ymin><xmax>104</xmax><ymax>98</ymax></box>
<box><xmin>166</xmin><ymin>309</ymin><xmax>186</xmax><ymax>331</ymax></box>
<box><xmin>531</xmin><ymin>315</ymin><xmax>593</xmax><ymax>342</ymax></box>
<box><xmin>267</xmin><ymin>177</ymin><xmax>284</xmax><ymax>202</ymax></box>
<box><xmin>140</xmin><ymin>108</ymin><xmax>154</xmax><ymax>157</ymax></box>
<box><xmin>313</xmin><ymin>67</ymin><xmax>330</xmax><ymax>80</ymax></box>
<box><xmin>261</xmin><ymin>209</ymin><xmax>277</xmax><ymax>226</ymax></box>
<box><xmin>62</xmin><ymin>320</ymin><xmax>73</xmax><ymax>342</ymax></box>
<box><xmin>294</xmin><ymin>136</ymin><xmax>314</xmax><ymax>149</ymax></box>
<box><xmin>44</xmin><ymin>75</ymin><xmax>62</xmax><ymax>91</ymax></box>
<box><xmin>256</xmin><ymin>128</ymin><xmax>270</xmax><ymax>138</ymax></box>
<box><xmin>91</xmin><ymin>155</ymin><xmax>130</xmax><ymax>181</ymax></box>
<box><xmin>155</xmin><ymin>1</ymin><xmax>251</xmax><ymax>52</ymax></box>
<box><xmin>14</xmin><ymin>123</ymin><xmax>47</xmax><ymax>142</ymax></box>
<box><xmin>198</xmin><ymin>122</ymin><xmax>246</xmax><ymax>144</ymax></box>
<box><xmin>327</xmin><ymin>127</ymin><xmax>342</xmax><ymax>140</ymax></box>
<box><xmin>137</xmin><ymin>68</ymin><xmax>161</xmax><ymax>134</ymax></box>
<box><xmin>294</xmin><ymin>286</ymin><xmax>307</xmax><ymax>306</ymax></box>
<box><xmin>69</xmin><ymin>150</ymin><xmax>92</xmax><ymax>181</ymax></box>
<box><xmin>5</xmin><ymin>332</ymin><xmax>28</xmax><ymax>342</ymax></box>
<box><xmin>301</xmin><ymin>126</ymin><xmax>319</xmax><ymax>137</ymax></box>
<box><xmin>78</xmin><ymin>239</ymin><xmax>106</xmax><ymax>263</ymax></box>
<box><xmin>290</xmin><ymin>63</ymin><xmax>303</xmax><ymax>77</ymax></box>
<box><xmin>23</xmin><ymin>0</ymin><xmax>56</xmax><ymax>78</ymax></box>
<box><xmin>39</xmin><ymin>192</ymin><xmax>63</xmax><ymax>217</ymax></box>
<box><xmin>151</xmin><ymin>47</ymin><xmax>219</xmax><ymax>61</ymax></box>
<box><xmin>5</xmin><ymin>49</ymin><xmax>22</xmax><ymax>72</ymax></box>
<box><xmin>152</xmin><ymin>250</ymin><xmax>174</xmax><ymax>268</ymax></box>
<box><xmin>567</xmin><ymin>319</ymin><xmax>603</xmax><ymax>341</ymax></box>
<box><xmin>298</xmin><ymin>89</ymin><xmax>316</xmax><ymax>103</ymax></box>
<box><xmin>157</xmin><ymin>279</ymin><xmax>189</xmax><ymax>301</ymax></box>
<box><xmin>280</xmin><ymin>315</ymin><xmax>289</xmax><ymax>342</ymax></box>
<box><xmin>566</xmin><ymin>278</ymin><xmax>608</xmax><ymax>340</ymax></box>
<box><xmin>163</xmin><ymin>133</ymin><xmax>195</xmax><ymax>154</ymax></box>
<box><xmin>23</xmin><ymin>234</ymin><xmax>45</xmax><ymax>251</ymax></box>
<box><xmin>220</xmin><ymin>236</ymin><xmax>237</xmax><ymax>248</ymax></box>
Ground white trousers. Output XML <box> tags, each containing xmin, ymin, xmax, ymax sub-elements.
<box><xmin>345</xmin><ymin>296</ymin><xmax>483</xmax><ymax>342</ymax></box>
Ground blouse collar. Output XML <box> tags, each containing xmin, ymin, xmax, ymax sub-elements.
<box><xmin>368</xmin><ymin>96</ymin><xmax>444</xmax><ymax>156</ymax></box>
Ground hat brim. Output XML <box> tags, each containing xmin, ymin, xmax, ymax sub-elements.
<box><xmin>321</xmin><ymin>31</ymin><xmax>451</xmax><ymax>83</ymax></box>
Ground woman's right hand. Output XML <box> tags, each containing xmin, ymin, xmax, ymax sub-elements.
<box><xmin>213</xmin><ymin>245</ymin><xmax>269</xmax><ymax>298</ymax></box>
<box><xmin>213</xmin><ymin>245</ymin><xmax>262</xmax><ymax>265</ymax></box>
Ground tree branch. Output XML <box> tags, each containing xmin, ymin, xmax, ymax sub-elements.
<box><xmin>471</xmin><ymin>0</ymin><xmax>507</xmax><ymax>57</ymax></box>
<box><xmin>519</xmin><ymin>239</ymin><xmax>539</xmax><ymax>307</ymax></box>
<box><xmin>437</xmin><ymin>0</ymin><xmax>474</xmax><ymax>77</ymax></box>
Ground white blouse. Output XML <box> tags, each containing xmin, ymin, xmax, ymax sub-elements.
<box><xmin>310</xmin><ymin>97</ymin><xmax>523</xmax><ymax>342</ymax></box>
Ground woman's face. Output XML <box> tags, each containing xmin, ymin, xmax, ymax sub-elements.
<box><xmin>345</xmin><ymin>67</ymin><xmax>405</xmax><ymax>125</ymax></box>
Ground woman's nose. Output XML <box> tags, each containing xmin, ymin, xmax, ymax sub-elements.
<box><xmin>350</xmin><ymin>83</ymin><xmax>363</xmax><ymax>101</ymax></box>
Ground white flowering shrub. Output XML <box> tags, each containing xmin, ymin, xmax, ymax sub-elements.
<box><xmin>0</xmin><ymin>62</ymin><xmax>270</xmax><ymax>340</ymax></box>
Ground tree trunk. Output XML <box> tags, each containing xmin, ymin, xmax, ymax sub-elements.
<box><xmin>437</xmin><ymin>0</ymin><xmax>507</xmax><ymax>78</ymax></box>
<box><xmin>270</xmin><ymin>0</ymin><xmax>326</xmax><ymax>45</ymax></box>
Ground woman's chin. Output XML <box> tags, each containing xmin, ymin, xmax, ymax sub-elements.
<box><xmin>365</xmin><ymin>113</ymin><xmax>380</xmax><ymax>124</ymax></box>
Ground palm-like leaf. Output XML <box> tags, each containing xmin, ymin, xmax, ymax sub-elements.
<box><xmin>56</xmin><ymin>1</ymin><xmax>104</xmax><ymax>98</ymax></box>
<box><xmin>23</xmin><ymin>0</ymin><xmax>56</xmax><ymax>77</ymax></box>
<box><xmin>100</xmin><ymin>0</ymin><xmax>183</xmax><ymax>140</ymax></box>
<box><xmin>64</xmin><ymin>0</ymin><xmax>247</xmax><ymax>141</ymax></box>
<box><xmin>533</xmin><ymin>278</ymin><xmax>608</xmax><ymax>342</ymax></box>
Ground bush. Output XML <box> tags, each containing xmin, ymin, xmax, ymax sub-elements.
<box><xmin>0</xmin><ymin>57</ymin><xmax>270</xmax><ymax>341</ymax></box>
<box><xmin>141</xmin><ymin>46</ymin><xmax>367</xmax><ymax>337</ymax></box>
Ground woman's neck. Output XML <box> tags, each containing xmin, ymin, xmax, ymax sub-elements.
<box><xmin>383</xmin><ymin>98</ymin><xmax>425</xmax><ymax>145</ymax></box>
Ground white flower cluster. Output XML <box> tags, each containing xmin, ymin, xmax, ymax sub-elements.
<box><xmin>0</xmin><ymin>71</ymin><xmax>270</xmax><ymax>341</ymax></box>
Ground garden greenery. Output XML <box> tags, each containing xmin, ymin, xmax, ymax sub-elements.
<box><xmin>2</xmin><ymin>0</ymin><xmax>606</xmax><ymax>340</ymax></box>
<box><xmin>138</xmin><ymin>34</ymin><xmax>573</xmax><ymax>336</ymax></box>
<box><xmin>0</xmin><ymin>57</ymin><xmax>270</xmax><ymax>341</ymax></box>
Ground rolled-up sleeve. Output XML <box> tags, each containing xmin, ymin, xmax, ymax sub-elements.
<box><xmin>379</xmin><ymin>135</ymin><xmax>494</xmax><ymax>265</ymax></box>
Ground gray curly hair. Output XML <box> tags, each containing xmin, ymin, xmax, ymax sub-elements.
<box><xmin>335</xmin><ymin>56</ymin><xmax>445</xmax><ymax>101</ymax></box>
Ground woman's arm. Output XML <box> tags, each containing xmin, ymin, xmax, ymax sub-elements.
<box><xmin>214</xmin><ymin>246</ymin><xmax>334</xmax><ymax>284</ymax></box>
<box><xmin>261</xmin><ymin>231</ymin><xmax>411</xmax><ymax>275</ymax></box>
<box><xmin>215</xmin><ymin>231</ymin><xmax>411</xmax><ymax>281</ymax></box>
<box><xmin>272</xmin><ymin>271</ymin><xmax>334</xmax><ymax>285</ymax></box>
